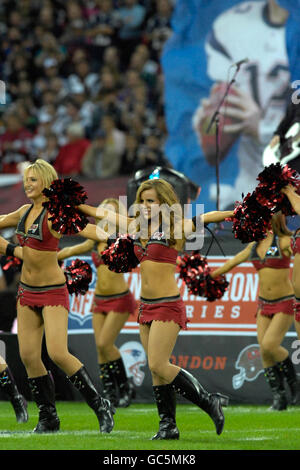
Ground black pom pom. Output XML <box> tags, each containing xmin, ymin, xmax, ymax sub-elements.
<box><xmin>64</xmin><ymin>259</ymin><xmax>92</xmax><ymax>296</ymax></box>
<box><xmin>205</xmin><ymin>274</ymin><xmax>229</xmax><ymax>302</ymax></box>
<box><xmin>101</xmin><ymin>234</ymin><xmax>140</xmax><ymax>273</ymax></box>
<box><xmin>255</xmin><ymin>163</ymin><xmax>300</xmax><ymax>215</ymax></box>
<box><xmin>42</xmin><ymin>178</ymin><xmax>89</xmax><ymax>234</ymax></box>
<box><xmin>231</xmin><ymin>164</ymin><xmax>300</xmax><ymax>242</ymax></box>
<box><xmin>231</xmin><ymin>191</ymin><xmax>272</xmax><ymax>243</ymax></box>
<box><xmin>177</xmin><ymin>252</ymin><xmax>229</xmax><ymax>301</ymax></box>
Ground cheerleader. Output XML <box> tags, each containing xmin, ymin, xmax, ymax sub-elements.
<box><xmin>0</xmin><ymin>159</ymin><xmax>114</xmax><ymax>433</ymax></box>
<box><xmin>58</xmin><ymin>198</ymin><xmax>136</xmax><ymax>408</ymax></box>
<box><xmin>78</xmin><ymin>178</ymin><xmax>234</xmax><ymax>439</ymax></box>
<box><xmin>211</xmin><ymin>212</ymin><xmax>300</xmax><ymax>410</ymax></box>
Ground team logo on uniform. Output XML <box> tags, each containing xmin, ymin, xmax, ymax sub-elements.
<box><xmin>29</xmin><ymin>223</ymin><xmax>39</xmax><ymax>233</ymax></box>
<box><xmin>120</xmin><ymin>341</ymin><xmax>147</xmax><ymax>386</ymax></box>
<box><xmin>232</xmin><ymin>344</ymin><xmax>264</xmax><ymax>389</ymax></box>
<box><xmin>152</xmin><ymin>232</ymin><xmax>165</xmax><ymax>240</ymax></box>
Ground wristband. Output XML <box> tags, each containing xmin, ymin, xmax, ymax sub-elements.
<box><xmin>6</xmin><ymin>243</ymin><xmax>17</xmax><ymax>257</ymax></box>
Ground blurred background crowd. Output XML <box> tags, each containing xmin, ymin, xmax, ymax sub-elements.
<box><xmin>0</xmin><ymin>0</ymin><xmax>175</xmax><ymax>179</ymax></box>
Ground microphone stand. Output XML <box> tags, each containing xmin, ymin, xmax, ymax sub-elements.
<box><xmin>205</xmin><ymin>64</ymin><xmax>243</xmax><ymax>233</ymax></box>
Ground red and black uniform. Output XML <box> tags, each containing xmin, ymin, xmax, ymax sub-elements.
<box><xmin>249</xmin><ymin>235</ymin><xmax>293</xmax><ymax>317</ymax></box>
<box><xmin>15</xmin><ymin>205</ymin><xmax>69</xmax><ymax>311</ymax></box>
<box><xmin>134</xmin><ymin>231</ymin><xmax>187</xmax><ymax>330</ymax></box>
<box><xmin>91</xmin><ymin>244</ymin><xmax>137</xmax><ymax>316</ymax></box>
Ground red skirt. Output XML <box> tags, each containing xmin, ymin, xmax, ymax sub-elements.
<box><xmin>138</xmin><ymin>295</ymin><xmax>187</xmax><ymax>330</ymax></box>
<box><xmin>294</xmin><ymin>297</ymin><xmax>300</xmax><ymax>322</ymax></box>
<box><xmin>17</xmin><ymin>281</ymin><xmax>70</xmax><ymax>312</ymax></box>
<box><xmin>257</xmin><ymin>295</ymin><xmax>294</xmax><ymax>318</ymax></box>
<box><xmin>91</xmin><ymin>290</ymin><xmax>137</xmax><ymax>315</ymax></box>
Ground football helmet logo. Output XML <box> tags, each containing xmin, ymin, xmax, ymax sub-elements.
<box><xmin>120</xmin><ymin>341</ymin><xmax>147</xmax><ymax>386</ymax></box>
<box><xmin>232</xmin><ymin>344</ymin><xmax>264</xmax><ymax>389</ymax></box>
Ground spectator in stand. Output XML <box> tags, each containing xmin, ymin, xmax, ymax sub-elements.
<box><xmin>69</xmin><ymin>84</ymin><xmax>97</xmax><ymax>136</ymax></box>
<box><xmin>14</xmin><ymin>100</ymin><xmax>37</xmax><ymax>134</ymax></box>
<box><xmin>82</xmin><ymin>113</ymin><xmax>125</xmax><ymax>178</ymax></box>
<box><xmin>120</xmin><ymin>133</ymin><xmax>140</xmax><ymax>175</ymax></box>
<box><xmin>136</xmin><ymin>130</ymin><xmax>168</xmax><ymax>171</ymax></box>
<box><xmin>102</xmin><ymin>46</ymin><xmax>122</xmax><ymax>79</ymax></box>
<box><xmin>37</xmin><ymin>133</ymin><xmax>60</xmax><ymax>165</ymax></box>
<box><xmin>52</xmin><ymin>97</ymin><xmax>90</xmax><ymax>144</ymax></box>
<box><xmin>34</xmin><ymin>32</ymin><xmax>67</xmax><ymax>72</ymax></box>
<box><xmin>92</xmin><ymin>68</ymin><xmax>122</xmax><ymax>131</ymax></box>
<box><xmin>31</xmin><ymin>108</ymin><xmax>56</xmax><ymax>158</ymax></box>
<box><xmin>129</xmin><ymin>44</ymin><xmax>159</xmax><ymax>89</ymax></box>
<box><xmin>48</xmin><ymin>77</ymin><xmax>69</xmax><ymax>103</ymax></box>
<box><xmin>7</xmin><ymin>9</ymin><xmax>30</xmax><ymax>38</ymax></box>
<box><xmin>144</xmin><ymin>0</ymin><xmax>173</xmax><ymax>60</ymax></box>
<box><xmin>84</xmin><ymin>0</ymin><xmax>120</xmax><ymax>62</ymax></box>
<box><xmin>38</xmin><ymin>3</ymin><xmax>64</xmax><ymax>38</ymax></box>
<box><xmin>6</xmin><ymin>54</ymin><xmax>32</xmax><ymax>96</ymax></box>
<box><xmin>115</xmin><ymin>0</ymin><xmax>146</xmax><ymax>68</ymax></box>
<box><xmin>81</xmin><ymin>129</ymin><xmax>106</xmax><ymax>178</ymax></box>
<box><xmin>2</xmin><ymin>26</ymin><xmax>23</xmax><ymax>65</ymax></box>
<box><xmin>54</xmin><ymin>122</ymin><xmax>90</xmax><ymax>176</ymax></box>
<box><xmin>0</xmin><ymin>112</ymin><xmax>33</xmax><ymax>174</ymax></box>
<box><xmin>96</xmin><ymin>67</ymin><xmax>121</xmax><ymax>103</ymax></box>
<box><xmin>37</xmin><ymin>89</ymin><xmax>58</xmax><ymax>119</ymax></box>
<box><xmin>67</xmin><ymin>59</ymin><xmax>100</xmax><ymax>98</ymax></box>
<box><xmin>60</xmin><ymin>1</ymin><xmax>87</xmax><ymax>48</ymax></box>
<box><xmin>116</xmin><ymin>68</ymin><xmax>145</xmax><ymax>113</ymax></box>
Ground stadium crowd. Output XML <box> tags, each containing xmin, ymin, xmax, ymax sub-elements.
<box><xmin>0</xmin><ymin>0</ymin><xmax>174</xmax><ymax>178</ymax></box>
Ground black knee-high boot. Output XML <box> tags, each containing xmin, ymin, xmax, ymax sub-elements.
<box><xmin>277</xmin><ymin>356</ymin><xmax>300</xmax><ymax>405</ymax></box>
<box><xmin>28</xmin><ymin>371</ymin><xmax>60</xmax><ymax>433</ymax></box>
<box><xmin>109</xmin><ymin>358</ymin><xmax>136</xmax><ymax>408</ymax></box>
<box><xmin>99</xmin><ymin>363</ymin><xmax>118</xmax><ymax>407</ymax></box>
<box><xmin>68</xmin><ymin>365</ymin><xmax>115</xmax><ymax>433</ymax></box>
<box><xmin>264</xmin><ymin>365</ymin><xmax>287</xmax><ymax>410</ymax></box>
<box><xmin>0</xmin><ymin>367</ymin><xmax>28</xmax><ymax>423</ymax></box>
<box><xmin>171</xmin><ymin>369</ymin><xmax>229</xmax><ymax>435</ymax></box>
<box><xmin>151</xmin><ymin>384</ymin><xmax>179</xmax><ymax>440</ymax></box>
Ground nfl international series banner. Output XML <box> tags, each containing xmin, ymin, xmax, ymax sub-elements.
<box><xmin>161</xmin><ymin>0</ymin><xmax>300</xmax><ymax>212</ymax></box>
<box><xmin>67</xmin><ymin>255</ymin><xmax>264</xmax><ymax>335</ymax></box>
<box><xmin>65</xmin><ymin>256</ymin><xmax>300</xmax><ymax>405</ymax></box>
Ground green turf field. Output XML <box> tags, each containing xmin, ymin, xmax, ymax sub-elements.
<box><xmin>0</xmin><ymin>401</ymin><xmax>300</xmax><ymax>451</ymax></box>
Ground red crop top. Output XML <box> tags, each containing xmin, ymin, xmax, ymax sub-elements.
<box><xmin>249</xmin><ymin>235</ymin><xmax>290</xmax><ymax>271</ymax></box>
<box><xmin>291</xmin><ymin>229</ymin><xmax>300</xmax><ymax>256</ymax></box>
<box><xmin>16</xmin><ymin>205</ymin><xmax>59</xmax><ymax>251</ymax></box>
<box><xmin>133</xmin><ymin>230</ymin><xmax>178</xmax><ymax>265</ymax></box>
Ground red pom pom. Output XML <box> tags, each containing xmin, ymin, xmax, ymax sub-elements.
<box><xmin>43</xmin><ymin>178</ymin><xmax>89</xmax><ymax>234</ymax></box>
<box><xmin>231</xmin><ymin>191</ymin><xmax>272</xmax><ymax>243</ymax></box>
<box><xmin>2</xmin><ymin>256</ymin><xmax>22</xmax><ymax>271</ymax></box>
<box><xmin>177</xmin><ymin>252</ymin><xmax>229</xmax><ymax>301</ymax></box>
<box><xmin>255</xmin><ymin>163</ymin><xmax>300</xmax><ymax>215</ymax></box>
<box><xmin>101</xmin><ymin>234</ymin><xmax>139</xmax><ymax>273</ymax></box>
<box><xmin>205</xmin><ymin>274</ymin><xmax>229</xmax><ymax>302</ymax></box>
<box><xmin>64</xmin><ymin>259</ymin><xmax>92</xmax><ymax>296</ymax></box>
<box><xmin>177</xmin><ymin>252</ymin><xmax>209</xmax><ymax>297</ymax></box>
<box><xmin>231</xmin><ymin>164</ymin><xmax>300</xmax><ymax>243</ymax></box>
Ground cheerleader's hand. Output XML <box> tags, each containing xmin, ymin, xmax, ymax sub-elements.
<box><xmin>281</xmin><ymin>184</ymin><xmax>296</xmax><ymax>195</ymax></box>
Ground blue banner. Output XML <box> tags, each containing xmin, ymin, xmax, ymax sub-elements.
<box><xmin>162</xmin><ymin>0</ymin><xmax>300</xmax><ymax>212</ymax></box>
